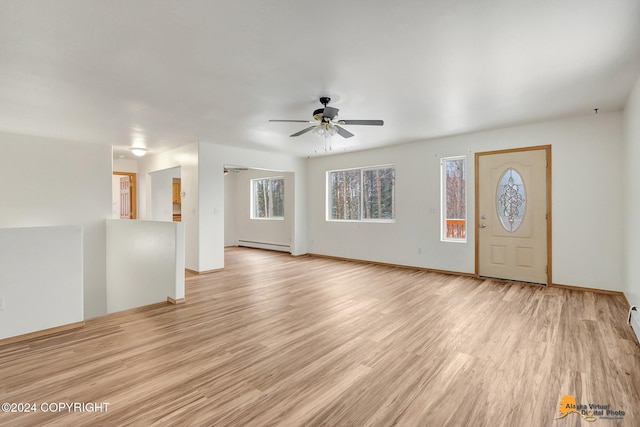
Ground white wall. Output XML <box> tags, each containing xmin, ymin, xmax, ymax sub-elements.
<box><xmin>229</xmin><ymin>169</ymin><xmax>294</xmax><ymax>250</ymax></box>
<box><xmin>0</xmin><ymin>132</ymin><xmax>111</xmax><ymax>318</ymax></box>
<box><xmin>113</xmin><ymin>158</ymin><xmax>138</xmax><ymax>173</ymax></box>
<box><xmin>623</xmin><ymin>75</ymin><xmax>640</xmax><ymax>306</ymax></box>
<box><xmin>111</xmin><ymin>175</ymin><xmax>122</xmax><ymax>218</ymax></box>
<box><xmin>224</xmin><ymin>172</ymin><xmax>237</xmax><ymax>246</ymax></box>
<box><xmin>307</xmin><ymin>113</ymin><xmax>623</xmax><ymax>291</ymax></box>
<box><xmin>106</xmin><ymin>219</ymin><xmax>185</xmax><ymax>313</ymax></box>
<box><xmin>137</xmin><ymin>143</ymin><xmax>199</xmax><ymax>271</ymax></box>
<box><xmin>150</xmin><ymin>166</ymin><xmax>180</xmax><ymax>221</ymax></box>
<box><xmin>0</xmin><ymin>226</ymin><xmax>84</xmax><ymax>340</ymax></box>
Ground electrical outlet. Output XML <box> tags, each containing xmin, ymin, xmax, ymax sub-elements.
<box><xmin>429</xmin><ymin>208</ymin><xmax>436</xmax><ymax>214</ymax></box>
<box><xmin>417</xmin><ymin>248</ymin><xmax>422</xmax><ymax>255</ymax></box>
<box><xmin>0</xmin><ymin>296</ymin><xmax>5</xmax><ymax>311</ymax></box>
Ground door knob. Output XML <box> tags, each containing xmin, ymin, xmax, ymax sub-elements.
<box><xmin>479</xmin><ymin>224</ymin><xmax>487</xmax><ymax>228</ymax></box>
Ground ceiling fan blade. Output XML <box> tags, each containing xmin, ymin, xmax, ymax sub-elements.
<box><xmin>269</xmin><ymin>119</ymin><xmax>313</xmax><ymax>123</ymax></box>
<box><xmin>338</xmin><ymin>119</ymin><xmax>384</xmax><ymax>126</ymax></box>
<box><xmin>323</xmin><ymin>106</ymin><xmax>339</xmax><ymax>120</ymax></box>
<box><xmin>290</xmin><ymin>126</ymin><xmax>316</xmax><ymax>137</ymax></box>
<box><xmin>335</xmin><ymin>126</ymin><xmax>354</xmax><ymax>138</ymax></box>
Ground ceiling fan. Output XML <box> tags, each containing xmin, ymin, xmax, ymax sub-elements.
<box><xmin>223</xmin><ymin>166</ymin><xmax>248</xmax><ymax>175</ymax></box>
<box><xmin>269</xmin><ymin>97</ymin><xmax>384</xmax><ymax>140</ymax></box>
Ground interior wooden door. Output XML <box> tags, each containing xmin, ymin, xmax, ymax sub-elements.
<box><xmin>113</xmin><ymin>172</ymin><xmax>137</xmax><ymax>219</ymax></box>
<box><xmin>476</xmin><ymin>146</ymin><xmax>551</xmax><ymax>284</ymax></box>
<box><xmin>120</xmin><ymin>176</ymin><xmax>131</xmax><ymax>219</ymax></box>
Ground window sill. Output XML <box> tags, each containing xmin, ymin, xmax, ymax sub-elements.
<box><xmin>250</xmin><ymin>217</ymin><xmax>284</xmax><ymax>221</ymax></box>
<box><xmin>326</xmin><ymin>219</ymin><xmax>396</xmax><ymax>224</ymax></box>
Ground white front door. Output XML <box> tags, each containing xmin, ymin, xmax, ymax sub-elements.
<box><xmin>477</xmin><ymin>147</ymin><xmax>550</xmax><ymax>284</ymax></box>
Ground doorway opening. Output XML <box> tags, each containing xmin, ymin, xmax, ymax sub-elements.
<box><xmin>112</xmin><ymin>172</ymin><xmax>137</xmax><ymax>219</ymax></box>
<box><xmin>172</xmin><ymin>178</ymin><xmax>182</xmax><ymax>222</ymax></box>
<box><xmin>224</xmin><ymin>165</ymin><xmax>294</xmax><ymax>253</ymax></box>
<box><xmin>149</xmin><ymin>166</ymin><xmax>181</xmax><ymax>222</ymax></box>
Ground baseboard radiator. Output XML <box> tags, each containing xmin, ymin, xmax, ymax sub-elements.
<box><xmin>629</xmin><ymin>306</ymin><xmax>640</xmax><ymax>344</ymax></box>
<box><xmin>237</xmin><ymin>240</ymin><xmax>291</xmax><ymax>253</ymax></box>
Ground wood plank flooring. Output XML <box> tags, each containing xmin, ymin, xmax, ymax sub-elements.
<box><xmin>1</xmin><ymin>247</ymin><xmax>639</xmax><ymax>426</ymax></box>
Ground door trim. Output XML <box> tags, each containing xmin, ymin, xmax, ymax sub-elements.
<box><xmin>474</xmin><ymin>145</ymin><xmax>552</xmax><ymax>285</ymax></box>
<box><xmin>113</xmin><ymin>171</ymin><xmax>137</xmax><ymax>219</ymax></box>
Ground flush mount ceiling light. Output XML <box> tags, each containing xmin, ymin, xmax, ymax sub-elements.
<box><xmin>129</xmin><ymin>127</ymin><xmax>148</xmax><ymax>157</ymax></box>
<box><xmin>129</xmin><ymin>147</ymin><xmax>148</xmax><ymax>157</ymax></box>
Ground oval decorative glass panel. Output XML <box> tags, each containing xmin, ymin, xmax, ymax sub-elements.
<box><xmin>496</xmin><ymin>168</ymin><xmax>526</xmax><ymax>232</ymax></box>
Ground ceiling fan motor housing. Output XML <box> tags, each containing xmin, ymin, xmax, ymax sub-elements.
<box><xmin>314</xmin><ymin>97</ymin><xmax>332</xmax><ymax>120</ymax></box>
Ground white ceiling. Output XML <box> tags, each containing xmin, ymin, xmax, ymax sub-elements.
<box><xmin>1</xmin><ymin>0</ymin><xmax>639</xmax><ymax>159</ymax></box>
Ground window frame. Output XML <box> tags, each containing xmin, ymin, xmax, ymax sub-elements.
<box><xmin>250</xmin><ymin>176</ymin><xmax>285</xmax><ymax>220</ymax></box>
<box><xmin>441</xmin><ymin>156</ymin><xmax>467</xmax><ymax>243</ymax></box>
<box><xmin>326</xmin><ymin>165</ymin><xmax>396</xmax><ymax>223</ymax></box>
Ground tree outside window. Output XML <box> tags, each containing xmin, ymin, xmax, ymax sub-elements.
<box><xmin>252</xmin><ymin>177</ymin><xmax>284</xmax><ymax>219</ymax></box>
<box><xmin>442</xmin><ymin>157</ymin><xmax>466</xmax><ymax>241</ymax></box>
<box><xmin>328</xmin><ymin>166</ymin><xmax>395</xmax><ymax>221</ymax></box>
<box><xmin>363</xmin><ymin>168</ymin><xmax>395</xmax><ymax>220</ymax></box>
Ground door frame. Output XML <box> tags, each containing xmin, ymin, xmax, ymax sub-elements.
<box><xmin>113</xmin><ymin>171</ymin><xmax>137</xmax><ymax>219</ymax></box>
<box><xmin>474</xmin><ymin>145</ymin><xmax>552</xmax><ymax>285</ymax></box>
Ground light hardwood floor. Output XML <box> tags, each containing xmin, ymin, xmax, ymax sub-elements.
<box><xmin>1</xmin><ymin>247</ymin><xmax>639</xmax><ymax>426</ymax></box>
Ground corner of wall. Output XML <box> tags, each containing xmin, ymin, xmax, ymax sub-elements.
<box><xmin>622</xmin><ymin>74</ymin><xmax>640</xmax><ymax>306</ymax></box>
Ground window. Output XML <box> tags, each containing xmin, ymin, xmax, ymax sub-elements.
<box><xmin>251</xmin><ymin>177</ymin><xmax>284</xmax><ymax>219</ymax></box>
<box><xmin>328</xmin><ymin>169</ymin><xmax>361</xmax><ymax>220</ymax></box>
<box><xmin>328</xmin><ymin>166</ymin><xmax>395</xmax><ymax>221</ymax></box>
<box><xmin>441</xmin><ymin>157</ymin><xmax>466</xmax><ymax>241</ymax></box>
